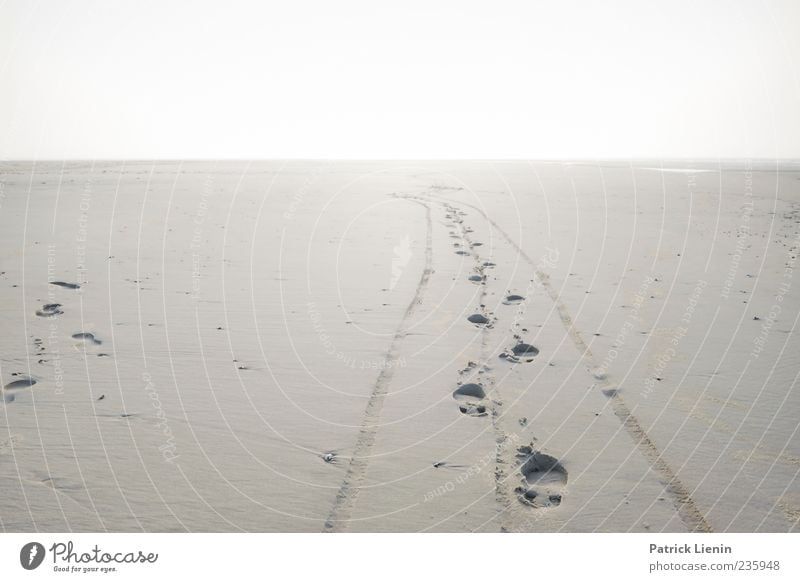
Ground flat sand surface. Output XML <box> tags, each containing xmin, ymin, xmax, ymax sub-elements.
<box><xmin>1</xmin><ymin>160</ymin><xmax>798</xmax><ymax>532</ymax></box>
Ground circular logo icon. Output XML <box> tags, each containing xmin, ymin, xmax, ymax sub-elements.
<box><xmin>20</xmin><ymin>542</ymin><xmax>46</xmax><ymax>570</ymax></box>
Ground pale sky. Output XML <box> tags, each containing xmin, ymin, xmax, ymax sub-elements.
<box><xmin>1</xmin><ymin>0</ymin><xmax>799</xmax><ymax>159</ymax></box>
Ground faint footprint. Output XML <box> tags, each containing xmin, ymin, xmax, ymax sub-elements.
<box><xmin>502</xmin><ymin>294</ymin><xmax>525</xmax><ymax>305</ymax></box>
<box><xmin>95</xmin><ymin>412</ymin><xmax>148</xmax><ymax>423</ymax></box>
<box><xmin>36</xmin><ymin>474</ymin><xmax>84</xmax><ymax>492</ymax></box>
<box><xmin>72</xmin><ymin>332</ymin><xmax>102</xmax><ymax>345</ymax></box>
<box><xmin>26</xmin><ymin>471</ymin><xmax>90</xmax><ymax>510</ymax></box>
<box><xmin>0</xmin><ymin>434</ymin><xmax>22</xmax><ymax>454</ymax></box>
<box><xmin>50</xmin><ymin>281</ymin><xmax>80</xmax><ymax>290</ymax></box>
<box><xmin>514</xmin><ymin>448</ymin><xmax>567</xmax><ymax>508</ymax></box>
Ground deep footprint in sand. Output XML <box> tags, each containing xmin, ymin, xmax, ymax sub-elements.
<box><xmin>454</xmin><ymin>382</ymin><xmax>486</xmax><ymax>400</ymax></box>
<box><xmin>512</xmin><ymin>343</ymin><xmax>539</xmax><ymax>357</ymax></box>
<box><xmin>50</xmin><ymin>281</ymin><xmax>80</xmax><ymax>290</ymax></box>
<box><xmin>453</xmin><ymin>383</ymin><xmax>488</xmax><ymax>417</ymax></box>
<box><xmin>499</xmin><ymin>342</ymin><xmax>540</xmax><ymax>363</ymax></box>
<box><xmin>467</xmin><ymin>313</ymin><xmax>491</xmax><ymax>326</ymax></box>
<box><xmin>36</xmin><ymin>303</ymin><xmax>64</xmax><ymax>317</ymax></box>
<box><xmin>72</xmin><ymin>332</ymin><xmax>102</xmax><ymax>345</ymax></box>
<box><xmin>2</xmin><ymin>377</ymin><xmax>36</xmax><ymax>403</ymax></box>
<box><xmin>514</xmin><ymin>448</ymin><xmax>567</xmax><ymax>508</ymax></box>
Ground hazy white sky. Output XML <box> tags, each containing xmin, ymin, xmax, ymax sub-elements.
<box><xmin>1</xmin><ymin>0</ymin><xmax>799</xmax><ymax>159</ymax></box>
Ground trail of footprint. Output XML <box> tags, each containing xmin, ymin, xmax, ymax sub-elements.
<box><xmin>323</xmin><ymin>200</ymin><xmax>434</xmax><ymax>533</ymax></box>
<box><xmin>441</xmin><ymin>200</ymin><xmax>515</xmax><ymax>527</ymax></box>
<box><xmin>419</xmin><ymin>196</ymin><xmax>561</xmax><ymax>529</ymax></box>
<box><xmin>496</xmin><ymin>290</ymin><xmax>542</xmax><ymax>365</ymax></box>
<box><xmin>434</xmin><ymin>196</ymin><xmax>712</xmax><ymax>533</ymax></box>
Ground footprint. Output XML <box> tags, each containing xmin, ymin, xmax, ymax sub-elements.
<box><xmin>95</xmin><ymin>412</ymin><xmax>146</xmax><ymax>423</ymax></box>
<box><xmin>0</xmin><ymin>434</ymin><xmax>22</xmax><ymax>453</ymax></box>
<box><xmin>50</xmin><ymin>281</ymin><xmax>80</xmax><ymax>290</ymax></box>
<box><xmin>514</xmin><ymin>448</ymin><xmax>567</xmax><ymax>508</ymax></box>
<box><xmin>35</xmin><ymin>473</ymin><xmax>84</xmax><ymax>492</ymax></box>
<box><xmin>2</xmin><ymin>377</ymin><xmax>36</xmax><ymax>403</ymax></box>
<box><xmin>467</xmin><ymin>313</ymin><xmax>491</xmax><ymax>326</ymax></box>
<box><xmin>502</xmin><ymin>294</ymin><xmax>525</xmax><ymax>305</ymax></box>
<box><xmin>4</xmin><ymin>378</ymin><xmax>36</xmax><ymax>390</ymax></box>
<box><xmin>453</xmin><ymin>383</ymin><xmax>486</xmax><ymax>400</ymax></box>
<box><xmin>36</xmin><ymin>303</ymin><xmax>64</xmax><ymax>317</ymax></box>
<box><xmin>499</xmin><ymin>342</ymin><xmax>540</xmax><ymax>363</ymax></box>
<box><xmin>458</xmin><ymin>403</ymin><xmax>487</xmax><ymax>417</ymax></box>
<box><xmin>453</xmin><ymin>383</ymin><xmax>488</xmax><ymax>417</ymax></box>
<box><xmin>72</xmin><ymin>332</ymin><xmax>102</xmax><ymax>345</ymax></box>
<box><xmin>512</xmin><ymin>343</ymin><xmax>539</xmax><ymax>357</ymax></box>
<box><xmin>27</xmin><ymin>471</ymin><xmax>89</xmax><ymax>510</ymax></box>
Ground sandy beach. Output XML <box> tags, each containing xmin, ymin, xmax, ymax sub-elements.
<box><xmin>1</xmin><ymin>160</ymin><xmax>798</xmax><ymax>532</ymax></box>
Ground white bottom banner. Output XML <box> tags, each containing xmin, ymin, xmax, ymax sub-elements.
<box><xmin>0</xmin><ymin>533</ymin><xmax>797</xmax><ymax>581</ymax></box>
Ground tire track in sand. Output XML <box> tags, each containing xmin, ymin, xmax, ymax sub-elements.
<box><xmin>323</xmin><ymin>200</ymin><xmax>433</xmax><ymax>532</ymax></box>
<box><xmin>433</xmin><ymin>196</ymin><xmax>712</xmax><ymax>533</ymax></box>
